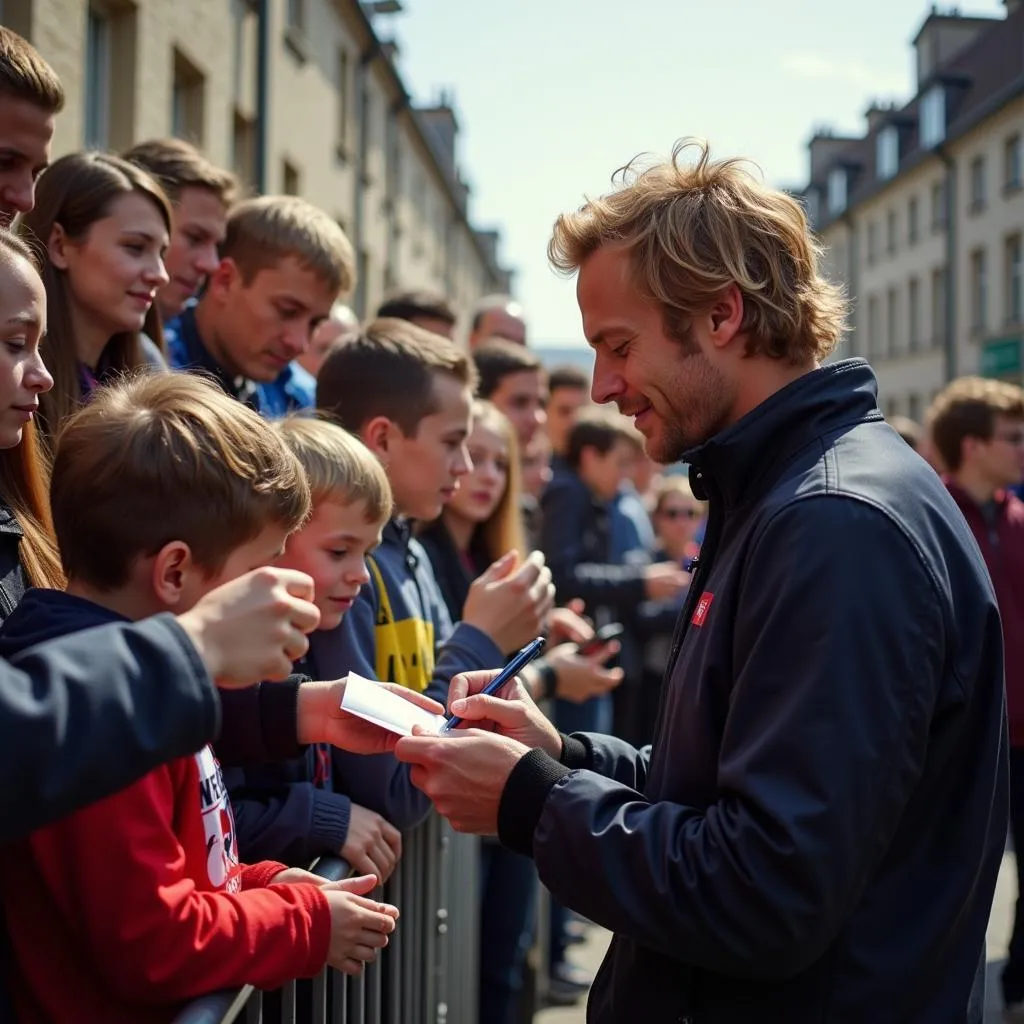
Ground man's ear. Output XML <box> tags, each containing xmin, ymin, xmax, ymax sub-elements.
<box><xmin>707</xmin><ymin>283</ymin><xmax>744</xmax><ymax>349</ymax></box>
<box><xmin>361</xmin><ymin>416</ymin><xmax>398</xmax><ymax>465</ymax></box>
<box><xmin>150</xmin><ymin>541</ymin><xmax>196</xmax><ymax>607</ymax></box>
<box><xmin>47</xmin><ymin>222</ymin><xmax>70</xmax><ymax>270</ymax></box>
<box><xmin>206</xmin><ymin>257</ymin><xmax>238</xmax><ymax>300</ymax></box>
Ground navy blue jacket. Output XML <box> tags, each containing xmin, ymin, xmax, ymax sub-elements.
<box><xmin>500</xmin><ymin>360</ymin><xmax>1007</xmax><ymax>1023</ymax></box>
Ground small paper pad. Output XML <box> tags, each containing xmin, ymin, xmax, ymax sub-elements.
<box><xmin>340</xmin><ymin>673</ymin><xmax>447</xmax><ymax>737</ymax></box>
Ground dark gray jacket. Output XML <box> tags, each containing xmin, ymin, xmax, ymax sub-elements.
<box><xmin>499</xmin><ymin>360</ymin><xmax>1007</xmax><ymax>1022</ymax></box>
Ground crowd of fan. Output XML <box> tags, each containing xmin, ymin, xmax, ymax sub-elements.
<box><xmin>2</xmin><ymin>20</ymin><xmax>1024</xmax><ymax>1024</ymax></box>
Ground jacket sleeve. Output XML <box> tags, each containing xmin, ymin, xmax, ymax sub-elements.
<box><xmin>216</xmin><ymin>678</ymin><xmax>305</xmax><ymax>766</ymax></box>
<box><xmin>500</xmin><ymin>497</ymin><xmax>947</xmax><ymax>979</ymax></box>
<box><xmin>23</xmin><ymin>764</ymin><xmax>331</xmax><ymax>1001</ymax></box>
<box><xmin>224</xmin><ymin>764</ymin><xmax>352</xmax><ymax>865</ymax></box>
<box><xmin>541</xmin><ymin>479</ymin><xmax>647</xmax><ymax>612</ymax></box>
<box><xmin>558</xmin><ymin>732</ymin><xmax>652</xmax><ymax>791</ymax></box>
<box><xmin>0</xmin><ymin>614</ymin><xmax>219</xmax><ymax>841</ymax></box>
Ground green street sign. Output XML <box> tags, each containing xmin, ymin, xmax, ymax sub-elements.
<box><xmin>981</xmin><ymin>336</ymin><xmax>1022</xmax><ymax>377</ymax></box>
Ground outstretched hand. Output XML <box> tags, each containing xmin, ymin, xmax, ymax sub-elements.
<box><xmin>296</xmin><ymin>679</ymin><xmax>445</xmax><ymax>753</ymax></box>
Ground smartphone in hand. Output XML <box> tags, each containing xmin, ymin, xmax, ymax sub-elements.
<box><xmin>574</xmin><ymin>623</ymin><xmax>625</xmax><ymax>657</ymax></box>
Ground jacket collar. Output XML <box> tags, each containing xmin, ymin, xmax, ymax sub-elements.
<box><xmin>383</xmin><ymin>517</ymin><xmax>413</xmax><ymax>551</ymax></box>
<box><xmin>683</xmin><ymin>359</ymin><xmax>883</xmax><ymax>509</ymax></box>
<box><xmin>0</xmin><ymin>502</ymin><xmax>23</xmax><ymax>538</ymax></box>
<box><xmin>176</xmin><ymin>305</ymin><xmax>261</xmax><ymax>410</ymax></box>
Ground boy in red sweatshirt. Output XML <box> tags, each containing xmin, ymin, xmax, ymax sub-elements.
<box><xmin>0</xmin><ymin>373</ymin><xmax>399</xmax><ymax>1023</ymax></box>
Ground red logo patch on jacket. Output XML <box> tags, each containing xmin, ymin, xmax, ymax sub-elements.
<box><xmin>691</xmin><ymin>592</ymin><xmax>714</xmax><ymax>627</ymax></box>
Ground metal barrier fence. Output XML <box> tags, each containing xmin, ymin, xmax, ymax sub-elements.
<box><xmin>172</xmin><ymin>815</ymin><xmax>480</xmax><ymax>1024</ymax></box>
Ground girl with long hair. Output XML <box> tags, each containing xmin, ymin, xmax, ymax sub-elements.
<box><xmin>0</xmin><ymin>228</ymin><xmax>65</xmax><ymax>616</ymax></box>
<box><xmin>18</xmin><ymin>151</ymin><xmax>171</xmax><ymax>445</ymax></box>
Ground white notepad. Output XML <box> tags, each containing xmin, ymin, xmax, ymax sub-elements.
<box><xmin>340</xmin><ymin>673</ymin><xmax>447</xmax><ymax>737</ymax></box>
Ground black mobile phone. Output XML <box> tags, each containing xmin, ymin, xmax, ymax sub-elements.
<box><xmin>575</xmin><ymin>623</ymin><xmax>625</xmax><ymax>657</ymax></box>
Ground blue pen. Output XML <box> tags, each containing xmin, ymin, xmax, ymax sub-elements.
<box><xmin>442</xmin><ymin>636</ymin><xmax>546</xmax><ymax>733</ymax></box>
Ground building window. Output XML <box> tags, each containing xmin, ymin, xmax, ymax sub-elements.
<box><xmin>283</xmin><ymin>159</ymin><xmax>300</xmax><ymax>196</ymax></box>
<box><xmin>920</xmin><ymin>85</ymin><xmax>946</xmax><ymax>148</ymax></box>
<box><xmin>908</xmin><ymin>195</ymin><xmax>919</xmax><ymax>245</ymax></box>
<box><xmin>84</xmin><ymin>1</ymin><xmax>137</xmax><ymax>151</ymax></box>
<box><xmin>336</xmin><ymin>49</ymin><xmax>349</xmax><ymax>154</ymax></box>
<box><xmin>1006</xmin><ymin>134</ymin><xmax>1022</xmax><ymax>192</ymax></box>
<box><xmin>231</xmin><ymin>109</ymin><xmax>255</xmax><ymax>190</ymax></box>
<box><xmin>931</xmin><ymin>266</ymin><xmax>947</xmax><ymax>348</ymax></box>
<box><xmin>171</xmin><ymin>48</ymin><xmax>205</xmax><ymax>145</ymax></box>
<box><xmin>908</xmin><ymin>277</ymin><xmax>920</xmax><ymax>351</ymax></box>
<box><xmin>827</xmin><ymin>167</ymin><xmax>847</xmax><ymax>215</ymax></box>
<box><xmin>867</xmin><ymin>221</ymin><xmax>878</xmax><ymax>266</ymax></box>
<box><xmin>930</xmin><ymin>179</ymin><xmax>946</xmax><ymax>232</ymax></box>
<box><xmin>877</xmin><ymin>126</ymin><xmax>899</xmax><ymax>180</ymax></box>
<box><xmin>970</xmin><ymin>248</ymin><xmax>987</xmax><ymax>333</ymax></box>
<box><xmin>886</xmin><ymin>287</ymin><xmax>899</xmax><ymax>356</ymax></box>
<box><xmin>1007</xmin><ymin>234</ymin><xmax>1023</xmax><ymax>326</ymax></box>
<box><xmin>886</xmin><ymin>209</ymin><xmax>897</xmax><ymax>256</ymax></box>
<box><xmin>84</xmin><ymin>6</ymin><xmax>111</xmax><ymax>149</ymax></box>
<box><xmin>286</xmin><ymin>0</ymin><xmax>305</xmax><ymax>31</ymax></box>
<box><xmin>867</xmin><ymin>294</ymin><xmax>880</xmax><ymax>360</ymax></box>
<box><xmin>969</xmin><ymin>155</ymin><xmax>986</xmax><ymax>213</ymax></box>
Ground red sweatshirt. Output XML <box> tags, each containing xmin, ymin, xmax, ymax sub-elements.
<box><xmin>0</xmin><ymin>745</ymin><xmax>332</xmax><ymax>1023</ymax></box>
<box><xmin>946</xmin><ymin>480</ymin><xmax>1024</xmax><ymax>745</ymax></box>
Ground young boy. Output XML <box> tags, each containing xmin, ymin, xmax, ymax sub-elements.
<box><xmin>166</xmin><ymin>194</ymin><xmax>355</xmax><ymax>416</ymax></box>
<box><xmin>0</xmin><ymin>374</ymin><xmax>398</xmax><ymax>1023</ymax></box>
<box><xmin>313</xmin><ymin>318</ymin><xmax>555</xmax><ymax>789</ymax></box>
<box><xmin>226</xmin><ymin>417</ymin><xmax>406</xmax><ymax>881</ymax></box>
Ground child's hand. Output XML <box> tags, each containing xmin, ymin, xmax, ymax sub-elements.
<box><xmin>269</xmin><ymin>866</ymin><xmax>326</xmax><ymax>887</ymax></box>
<box><xmin>321</xmin><ymin>874</ymin><xmax>400</xmax><ymax>975</ymax></box>
<box><xmin>296</xmin><ymin>679</ymin><xmax>444</xmax><ymax>752</ymax></box>
<box><xmin>341</xmin><ymin>805</ymin><xmax>402</xmax><ymax>884</ymax></box>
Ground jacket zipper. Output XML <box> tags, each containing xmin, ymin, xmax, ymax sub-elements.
<box><xmin>650</xmin><ymin>469</ymin><xmax>724</xmax><ymax>753</ymax></box>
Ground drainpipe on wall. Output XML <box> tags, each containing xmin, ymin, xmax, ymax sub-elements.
<box><xmin>255</xmin><ymin>0</ymin><xmax>271</xmax><ymax>194</ymax></box>
<box><xmin>353</xmin><ymin>42</ymin><xmax>379</xmax><ymax>319</ymax></box>
<box><xmin>385</xmin><ymin>97</ymin><xmax>408</xmax><ymax>291</ymax></box>
<box><xmin>939</xmin><ymin>145</ymin><xmax>958</xmax><ymax>383</ymax></box>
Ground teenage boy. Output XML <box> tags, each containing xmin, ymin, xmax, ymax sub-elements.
<box><xmin>123</xmin><ymin>138</ymin><xmax>238</xmax><ymax>323</ymax></box>
<box><xmin>167</xmin><ymin>195</ymin><xmax>355</xmax><ymax>416</ymax></box>
<box><xmin>227</xmin><ymin>417</ymin><xmax>405</xmax><ymax>882</ymax></box>
<box><xmin>315</xmin><ymin>318</ymin><xmax>555</xmax><ymax>690</ymax></box>
<box><xmin>927</xmin><ymin>377</ymin><xmax>1024</xmax><ymax>1020</ymax></box>
<box><xmin>314</xmin><ymin>318</ymin><xmax>555</xmax><ymax>846</ymax></box>
<box><xmin>473</xmin><ymin>338</ymin><xmax>548</xmax><ymax>449</ymax></box>
<box><xmin>0</xmin><ymin>374</ymin><xmax>400</xmax><ymax>1023</ymax></box>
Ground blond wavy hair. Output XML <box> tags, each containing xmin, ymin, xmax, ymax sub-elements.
<box><xmin>548</xmin><ymin>139</ymin><xmax>847</xmax><ymax>365</ymax></box>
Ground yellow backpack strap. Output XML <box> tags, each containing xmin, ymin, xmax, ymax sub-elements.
<box><xmin>367</xmin><ymin>555</ymin><xmax>394</xmax><ymax>627</ymax></box>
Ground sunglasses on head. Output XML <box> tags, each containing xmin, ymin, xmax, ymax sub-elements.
<box><xmin>659</xmin><ymin>507</ymin><xmax>701</xmax><ymax>520</ymax></box>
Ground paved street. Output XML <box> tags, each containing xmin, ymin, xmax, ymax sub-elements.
<box><xmin>535</xmin><ymin>851</ymin><xmax>1019</xmax><ymax>1024</ymax></box>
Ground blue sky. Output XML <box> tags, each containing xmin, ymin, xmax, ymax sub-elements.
<box><xmin>385</xmin><ymin>0</ymin><xmax>1006</xmax><ymax>346</ymax></box>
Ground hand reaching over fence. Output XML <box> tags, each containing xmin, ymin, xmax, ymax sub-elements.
<box><xmin>341</xmin><ymin>805</ymin><xmax>402</xmax><ymax>884</ymax></box>
<box><xmin>321</xmin><ymin>875</ymin><xmax>399</xmax><ymax>976</ymax></box>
